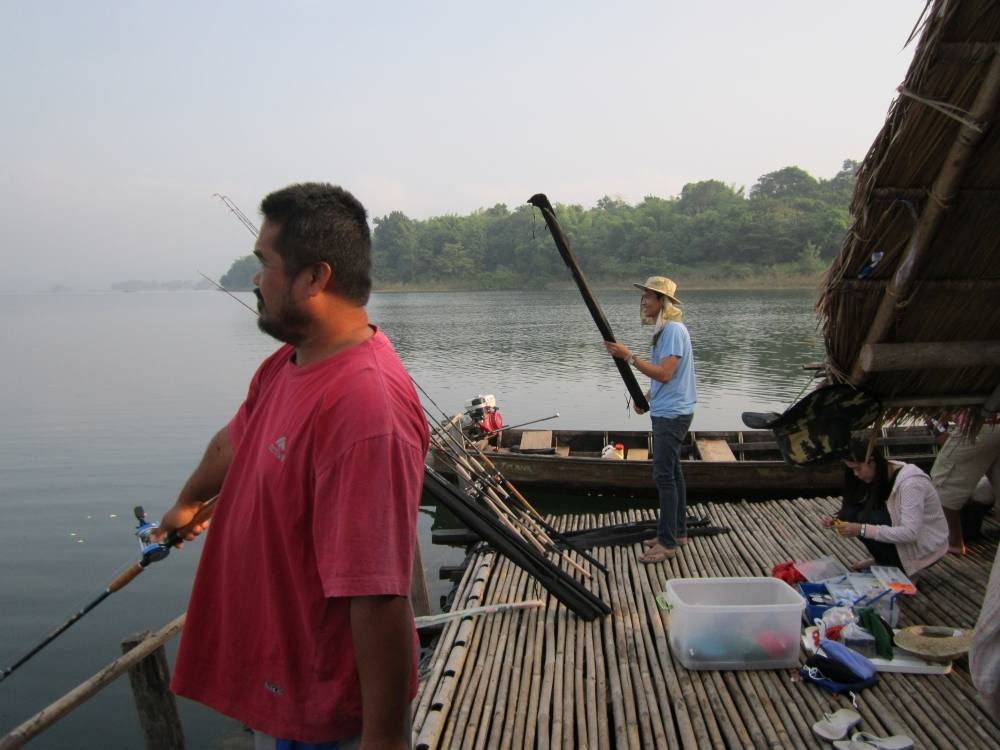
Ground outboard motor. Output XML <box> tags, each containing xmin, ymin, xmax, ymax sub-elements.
<box><xmin>462</xmin><ymin>394</ymin><xmax>504</xmax><ymax>439</ymax></box>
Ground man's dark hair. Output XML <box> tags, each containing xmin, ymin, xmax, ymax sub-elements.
<box><xmin>260</xmin><ymin>183</ymin><xmax>372</xmax><ymax>305</ymax></box>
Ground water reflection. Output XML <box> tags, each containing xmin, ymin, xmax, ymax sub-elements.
<box><xmin>370</xmin><ymin>288</ymin><xmax>825</xmax><ymax>430</ymax></box>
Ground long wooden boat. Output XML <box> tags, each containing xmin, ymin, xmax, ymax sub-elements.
<box><xmin>429</xmin><ymin>422</ymin><xmax>941</xmax><ymax>498</ymax></box>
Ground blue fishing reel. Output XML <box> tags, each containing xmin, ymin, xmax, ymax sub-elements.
<box><xmin>134</xmin><ymin>506</ymin><xmax>171</xmax><ymax>566</ymax></box>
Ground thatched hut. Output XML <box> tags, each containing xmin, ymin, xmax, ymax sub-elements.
<box><xmin>817</xmin><ymin>0</ymin><xmax>1000</xmax><ymax>434</ymax></box>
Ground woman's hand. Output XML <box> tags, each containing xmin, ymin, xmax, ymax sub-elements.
<box><xmin>834</xmin><ymin>520</ymin><xmax>862</xmax><ymax>538</ymax></box>
<box><xmin>604</xmin><ymin>341</ymin><xmax>631</xmax><ymax>360</ymax></box>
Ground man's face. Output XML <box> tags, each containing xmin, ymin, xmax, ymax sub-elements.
<box><xmin>253</xmin><ymin>220</ymin><xmax>310</xmax><ymax>345</ymax></box>
<box><xmin>640</xmin><ymin>290</ymin><xmax>663</xmax><ymax>324</ymax></box>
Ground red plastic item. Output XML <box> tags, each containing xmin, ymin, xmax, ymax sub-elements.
<box><xmin>771</xmin><ymin>560</ymin><xmax>807</xmax><ymax>585</ymax></box>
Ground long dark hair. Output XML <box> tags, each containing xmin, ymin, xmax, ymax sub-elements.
<box><xmin>842</xmin><ymin>438</ymin><xmax>893</xmax><ymax>513</ymax></box>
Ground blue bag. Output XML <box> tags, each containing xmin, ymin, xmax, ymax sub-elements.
<box><xmin>800</xmin><ymin>639</ymin><xmax>878</xmax><ymax>694</ymax></box>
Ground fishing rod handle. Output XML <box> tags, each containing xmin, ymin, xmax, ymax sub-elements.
<box><xmin>108</xmin><ymin>563</ymin><xmax>145</xmax><ymax>593</ymax></box>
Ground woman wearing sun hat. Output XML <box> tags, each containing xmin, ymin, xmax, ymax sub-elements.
<box><xmin>605</xmin><ymin>276</ymin><xmax>697</xmax><ymax>564</ymax></box>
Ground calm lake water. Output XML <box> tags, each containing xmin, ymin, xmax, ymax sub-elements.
<box><xmin>0</xmin><ymin>287</ymin><xmax>824</xmax><ymax>748</ymax></box>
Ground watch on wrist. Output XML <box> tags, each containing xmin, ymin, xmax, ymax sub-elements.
<box><xmin>627</xmin><ymin>354</ymin><xmax>636</xmax><ymax>365</ymax></box>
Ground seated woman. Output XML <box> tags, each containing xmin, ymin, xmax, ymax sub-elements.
<box><xmin>820</xmin><ymin>439</ymin><xmax>948</xmax><ymax>577</ymax></box>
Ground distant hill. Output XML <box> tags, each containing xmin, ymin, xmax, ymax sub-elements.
<box><xmin>110</xmin><ymin>279</ymin><xmax>215</xmax><ymax>292</ymax></box>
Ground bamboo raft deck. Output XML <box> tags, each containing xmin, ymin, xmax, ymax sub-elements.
<box><xmin>413</xmin><ymin>496</ymin><xmax>1000</xmax><ymax>749</ymax></box>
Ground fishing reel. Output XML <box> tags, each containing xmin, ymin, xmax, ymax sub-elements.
<box><xmin>134</xmin><ymin>506</ymin><xmax>171</xmax><ymax>566</ymax></box>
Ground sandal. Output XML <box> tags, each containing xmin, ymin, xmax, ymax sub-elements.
<box><xmin>639</xmin><ymin>545</ymin><xmax>677</xmax><ymax>564</ymax></box>
<box><xmin>811</xmin><ymin>708</ymin><xmax>861</xmax><ymax>741</ymax></box>
<box><xmin>833</xmin><ymin>733</ymin><xmax>913</xmax><ymax>750</ymax></box>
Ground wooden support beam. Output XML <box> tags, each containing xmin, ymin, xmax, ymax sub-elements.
<box><xmin>872</xmin><ymin>187</ymin><xmax>1000</xmax><ymax>202</ymax></box>
<box><xmin>859</xmin><ymin>341</ymin><xmax>1000</xmax><ymax>372</ymax></box>
<box><xmin>834</xmin><ymin>278</ymin><xmax>1000</xmax><ymax>293</ymax></box>
<box><xmin>881</xmin><ymin>394</ymin><xmax>989</xmax><ymax>408</ymax></box>
<box><xmin>983</xmin><ymin>381</ymin><xmax>1000</xmax><ymax>415</ymax></box>
<box><xmin>121</xmin><ymin>632</ymin><xmax>185</xmax><ymax>750</ymax></box>
<box><xmin>936</xmin><ymin>41</ymin><xmax>998</xmax><ymax>65</ymax></box>
<box><xmin>410</xmin><ymin>537</ymin><xmax>431</xmax><ymax>617</ymax></box>
<box><xmin>850</xmin><ymin>48</ymin><xmax>1000</xmax><ymax>384</ymax></box>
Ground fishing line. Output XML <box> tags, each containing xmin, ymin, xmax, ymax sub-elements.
<box><xmin>198</xmin><ymin>271</ymin><xmax>259</xmax><ymax>315</ymax></box>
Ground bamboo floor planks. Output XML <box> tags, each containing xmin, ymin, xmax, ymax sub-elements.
<box><xmin>414</xmin><ymin>497</ymin><xmax>1000</xmax><ymax>749</ymax></box>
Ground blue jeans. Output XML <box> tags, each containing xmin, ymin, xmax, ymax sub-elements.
<box><xmin>651</xmin><ymin>414</ymin><xmax>693</xmax><ymax>548</ymax></box>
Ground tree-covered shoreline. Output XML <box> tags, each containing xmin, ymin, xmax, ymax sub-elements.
<box><xmin>220</xmin><ymin>161</ymin><xmax>856</xmax><ymax>291</ymax></box>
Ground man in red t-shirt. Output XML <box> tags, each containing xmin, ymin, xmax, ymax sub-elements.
<box><xmin>156</xmin><ymin>183</ymin><xmax>429</xmax><ymax>749</ymax></box>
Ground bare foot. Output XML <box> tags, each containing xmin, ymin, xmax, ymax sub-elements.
<box><xmin>644</xmin><ymin>537</ymin><xmax>688</xmax><ymax>547</ymax></box>
<box><xmin>851</xmin><ymin>558</ymin><xmax>875</xmax><ymax>572</ymax></box>
<box><xmin>639</xmin><ymin>544</ymin><xmax>678</xmax><ymax>564</ymax></box>
<box><xmin>948</xmin><ymin>544</ymin><xmax>967</xmax><ymax>556</ymax></box>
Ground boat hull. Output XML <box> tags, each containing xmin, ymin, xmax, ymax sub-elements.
<box><xmin>428</xmin><ymin>425</ymin><xmax>939</xmax><ymax>499</ymax></box>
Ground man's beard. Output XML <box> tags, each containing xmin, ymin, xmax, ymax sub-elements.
<box><xmin>255</xmin><ymin>288</ymin><xmax>310</xmax><ymax>345</ymax></box>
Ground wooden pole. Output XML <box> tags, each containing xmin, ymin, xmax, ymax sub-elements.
<box><xmin>0</xmin><ymin>614</ymin><xmax>186</xmax><ymax>750</ymax></box>
<box><xmin>858</xmin><ymin>340</ymin><xmax>1000</xmax><ymax>372</ymax></box>
<box><xmin>411</xmin><ymin>537</ymin><xmax>432</xmax><ymax>618</ymax></box>
<box><xmin>121</xmin><ymin>632</ymin><xmax>186</xmax><ymax>750</ymax></box>
<box><xmin>527</xmin><ymin>193</ymin><xmax>650</xmax><ymax>412</ymax></box>
<box><xmin>982</xmin><ymin>380</ymin><xmax>1000</xmax><ymax>415</ymax></box>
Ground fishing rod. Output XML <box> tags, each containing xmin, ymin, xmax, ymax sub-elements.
<box><xmin>0</xmin><ymin>499</ymin><xmax>217</xmax><ymax>684</ymax></box>
<box><xmin>481</xmin><ymin>413</ymin><xmax>560</xmax><ymax>437</ymax></box>
<box><xmin>424</xmin><ymin>412</ymin><xmax>595</xmax><ymax>578</ymax></box>
<box><xmin>527</xmin><ymin>193</ymin><xmax>650</xmax><ymax>412</ymax></box>
<box><xmin>212</xmin><ymin>193</ymin><xmax>259</xmax><ymax>237</ymax></box>
<box><xmin>415</xmin><ymin>381</ymin><xmax>608</xmax><ymax>574</ymax></box>
<box><xmin>198</xmin><ymin>271</ymin><xmax>259</xmax><ymax>315</ymax></box>
<box><xmin>3</xmin><ymin>197</ymin><xmax>256</xmax><ymax>683</ymax></box>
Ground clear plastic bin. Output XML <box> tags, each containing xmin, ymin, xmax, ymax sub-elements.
<box><xmin>661</xmin><ymin>577</ymin><xmax>805</xmax><ymax>670</ymax></box>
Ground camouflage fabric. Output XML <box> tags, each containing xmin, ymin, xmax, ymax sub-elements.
<box><xmin>744</xmin><ymin>385</ymin><xmax>881</xmax><ymax>466</ymax></box>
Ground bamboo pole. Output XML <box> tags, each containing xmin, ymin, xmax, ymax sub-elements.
<box><xmin>859</xmin><ymin>340</ymin><xmax>1000</xmax><ymax>372</ymax></box>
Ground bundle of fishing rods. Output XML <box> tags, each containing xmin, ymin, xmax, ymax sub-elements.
<box><xmin>416</xmin><ymin>385</ymin><xmax>611</xmax><ymax>622</ymax></box>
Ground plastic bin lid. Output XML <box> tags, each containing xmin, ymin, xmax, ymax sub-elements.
<box><xmin>793</xmin><ymin>555</ymin><xmax>849</xmax><ymax>582</ymax></box>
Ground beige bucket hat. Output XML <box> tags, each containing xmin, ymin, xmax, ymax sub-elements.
<box><xmin>633</xmin><ymin>276</ymin><xmax>682</xmax><ymax>305</ymax></box>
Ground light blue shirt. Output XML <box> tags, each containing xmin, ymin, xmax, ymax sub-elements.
<box><xmin>648</xmin><ymin>321</ymin><xmax>697</xmax><ymax>418</ymax></box>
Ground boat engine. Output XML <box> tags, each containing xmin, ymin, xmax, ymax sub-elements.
<box><xmin>462</xmin><ymin>394</ymin><xmax>504</xmax><ymax>439</ymax></box>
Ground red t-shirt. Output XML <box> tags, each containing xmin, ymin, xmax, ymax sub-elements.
<box><xmin>171</xmin><ymin>328</ymin><xmax>429</xmax><ymax>743</ymax></box>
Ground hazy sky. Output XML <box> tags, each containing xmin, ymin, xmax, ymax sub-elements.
<box><xmin>1</xmin><ymin>1</ymin><xmax>925</xmax><ymax>292</ymax></box>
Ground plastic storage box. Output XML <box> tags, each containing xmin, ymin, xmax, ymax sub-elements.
<box><xmin>662</xmin><ymin>577</ymin><xmax>805</xmax><ymax>670</ymax></box>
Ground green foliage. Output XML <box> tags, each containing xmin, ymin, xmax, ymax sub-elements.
<box><xmin>207</xmin><ymin>161</ymin><xmax>851</xmax><ymax>291</ymax></box>
<box><xmin>220</xmin><ymin>255</ymin><xmax>260</xmax><ymax>291</ymax></box>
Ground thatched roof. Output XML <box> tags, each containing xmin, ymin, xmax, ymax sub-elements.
<box><xmin>817</xmin><ymin>0</ymin><xmax>1000</xmax><ymax>433</ymax></box>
